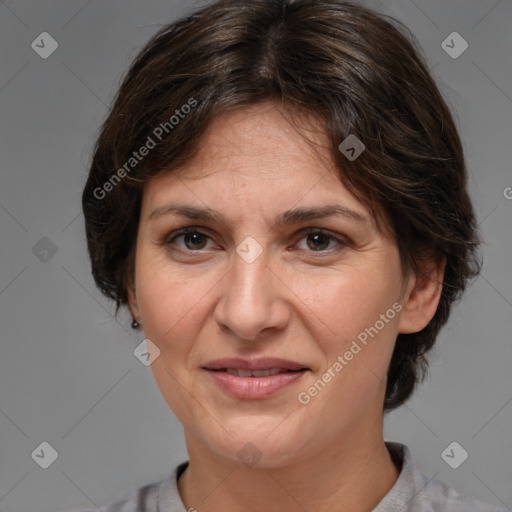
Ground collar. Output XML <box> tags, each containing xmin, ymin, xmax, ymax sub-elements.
<box><xmin>157</xmin><ymin>441</ymin><xmax>415</xmax><ymax>512</ymax></box>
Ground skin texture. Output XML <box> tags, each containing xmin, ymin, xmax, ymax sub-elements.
<box><xmin>128</xmin><ymin>102</ymin><xmax>445</xmax><ymax>512</ymax></box>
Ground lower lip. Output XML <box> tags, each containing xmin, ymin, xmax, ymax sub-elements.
<box><xmin>205</xmin><ymin>369</ymin><xmax>307</xmax><ymax>399</ymax></box>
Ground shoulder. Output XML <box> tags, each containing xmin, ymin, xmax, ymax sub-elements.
<box><xmin>70</xmin><ymin>481</ymin><xmax>160</xmax><ymax>512</ymax></box>
<box><xmin>412</xmin><ymin>469</ymin><xmax>506</xmax><ymax>512</ymax></box>
<box><xmin>71</xmin><ymin>461</ymin><xmax>189</xmax><ymax>512</ymax></box>
<box><xmin>381</xmin><ymin>442</ymin><xmax>507</xmax><ymax>512</ymax></box>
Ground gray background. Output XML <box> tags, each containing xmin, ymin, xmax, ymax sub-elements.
<box><xmin>0</xmin><ymin>0</ymin><xmax>511</xmax><ymax>511</ymax></box>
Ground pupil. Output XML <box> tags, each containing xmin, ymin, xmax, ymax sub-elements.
<box><xmin>185</xmin><ymin>232</ymin><xmax>206</xmax><ymax>250</ymax></box>
<box><xmin>308</xmin><ymin>233</ymin><xmax>329</xmax><ymax>251</ymax></box>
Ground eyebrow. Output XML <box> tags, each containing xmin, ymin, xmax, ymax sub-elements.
<box><xmin>148</xmin><ymin>203</ymin><xmax>369</xmax><ymax>225</ymax></box>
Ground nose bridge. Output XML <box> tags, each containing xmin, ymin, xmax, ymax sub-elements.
<box><xmin>231</xmin><ymin>249</ymin><xmax>269</xmax><ymax>298</ymax></box>
<box><xmin>214</xmin><ymin>247</ymin><xmax>287</xmax><ymax>341</ymax></box>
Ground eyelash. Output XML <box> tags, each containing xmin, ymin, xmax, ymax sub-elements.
<box><xmin>163</xmin><ymin>226</ymin><xmax>349</xmax><ymax>256</ymax></box>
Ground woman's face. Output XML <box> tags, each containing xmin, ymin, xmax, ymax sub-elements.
<box><xmin>129</xmin><ymin>103</ymin><xmax>424</xmax><ymax>467</ymax></box>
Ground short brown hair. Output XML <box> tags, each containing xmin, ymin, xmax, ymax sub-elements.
<box><xmin>82</xmin><ymin>0</ymin><xmax>481</xmax><ymax>410</ymax></box>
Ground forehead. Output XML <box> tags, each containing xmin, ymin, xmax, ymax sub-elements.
<box><xmin>140</xmin><ymin>103</ymin><xmax>384</xmax><ymax>232</ymax></box>
<box><xmin>175</xmin><ymin>102</ymin><xmax>333</xmax><ymax>180</ymax></box>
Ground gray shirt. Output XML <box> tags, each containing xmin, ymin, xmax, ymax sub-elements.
<box><xmin>75</xmin><ymin>442</ymin><xmax>506</xmax><ymax>511</ymax></box>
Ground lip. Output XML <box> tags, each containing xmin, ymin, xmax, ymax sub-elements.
<box><xmin>202</xmin><ymin>357</ymin><xmax>309</xmax><ymax>400</ymax></box>
<box><xmin>203</xmin><ymin>357</ymin><xmax>308</xmax><ymax>371</ymax></box>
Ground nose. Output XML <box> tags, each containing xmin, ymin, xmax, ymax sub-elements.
<box><xmin>213</xmin><ymin>248</ymin><xmax>290</xmax><ymax>343</ymax></box>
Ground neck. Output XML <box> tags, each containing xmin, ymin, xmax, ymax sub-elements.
<box><xmin>178</xmin><ymin>423</ymin><xmax>400</xmax><ymax>512</ymax></box>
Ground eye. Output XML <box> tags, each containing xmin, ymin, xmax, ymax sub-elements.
<box><xmin>166</xmin><ymin>228</ymin><xmax>215</xmax><ymax>251</ymax></box>
<box><xmin>163</xmin><ymin>227</ymin><xmax>348</xmax><ymax>255</ymax></box>
<box><xmin>295</xmin><ymin>228</ymin><xmax>347</xmax><ymax>253</ymax></box>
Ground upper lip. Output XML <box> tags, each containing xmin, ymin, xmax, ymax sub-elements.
<box><xmin>202</xmin><ymin>357</ymin><xmax>308</xmax><ymax>371</ymax></box>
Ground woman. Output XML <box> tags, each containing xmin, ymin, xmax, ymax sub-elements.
<box><xmin>80</xmin><ymin>1</ymin><xmax>503</xmax><ymax>510</ymax></box>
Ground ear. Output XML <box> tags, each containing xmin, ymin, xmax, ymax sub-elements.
<box><xmin>398</xmin><ymin>256</ymin><xmax>446</xmax><ymax>334</ymax></box>
<box><xmin>125</xmin><ymin>251</ymin><xmax>140</xmax><ymax>322</ymax></box>
<box><xmin>127</xmin><ymin>282</ymin><xmax>140</xmax><ymax>322</ymax></box>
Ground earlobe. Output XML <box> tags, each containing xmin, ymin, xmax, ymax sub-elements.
<box><xmin>398</xmin><ymin>257</ymin><xmax>446</xmax><ymax>334</ymax></box>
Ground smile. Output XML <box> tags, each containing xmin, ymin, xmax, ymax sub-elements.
<box><xmin>202</xmin><ymin>358</ymin><xmax>309</xmax><ymax>399</ymax></box>
<box><xmin>222</xmin><ymin>367</ymin><xmax>297</xmax><ymax>377</ymax></box>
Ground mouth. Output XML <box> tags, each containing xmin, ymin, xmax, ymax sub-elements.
<box><xmin>202</xmin><ymin>358</ymin><xmax>309</xmax><ymax>399</ymax></box>
<box><xmin>212</xmin><ymin>367</ymin><xmax>303</xmax><ymax>377</ymax></box>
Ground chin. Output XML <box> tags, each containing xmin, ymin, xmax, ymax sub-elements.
<box><xmin>202</xmin><ymin>424</ymin><xmax>307</xmax><ymax>470</ymax></box>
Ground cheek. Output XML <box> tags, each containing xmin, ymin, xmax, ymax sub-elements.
<box><xmin>290</xmin><ymin>261</ymin><xmax>401</xmax><ymax>401</ymax></box>
<box><xmin>134</xmin><ymin>265</ymin><xmax>204</xmax><ymax>416</ymax></box>
<box><xmin>138</xmin><ymin>276</ymin><xmax>187</xmax><ymax>335</ymax></box>
<box><xmin>289</xmin><ymin>263</ymin><xmax>399</xmax><ymax>345</ymax></box>
<box><xmin>135</xmin><ymin>265</ymin><xmax>210</xmax><ymax>424</ymax></box>
<box><xmin>135</xmin><ymin>250</ymin><xmax>215</xmax><ymax>339</ymax></box>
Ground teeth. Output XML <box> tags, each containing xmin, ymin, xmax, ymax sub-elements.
<box><xmin>237</xmin><ymin>369</ymin><xmax>253</xmax><ymax>377</ymax></box>
<box><xmin>223</xmin><ymin>368</ymin><xmax>291</xmax><ymax>377</ymax></box>
<box><xmin>251</xmin><ymin>369</ymin><xmax>270</xmax><ymax>377</ymax></box>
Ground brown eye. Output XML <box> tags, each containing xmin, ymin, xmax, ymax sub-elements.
<box><xmin>183</xmin><ymin>232</ymin><xmax>208</xmax><ymax>250</ymax></box>
<box><xmin>306</xmin><ymin>232</ymin><xmax>332</xmax><ymax>251</ymax></box>
<box><xmin>167</xmin><ymin>228</ymin><xmax>213</xmax><ymax>251</ymax></box>
<box><xmin>296</xmin><ymin>229</ymin><xmax>346</xmax><ymax>253</ymax></box>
